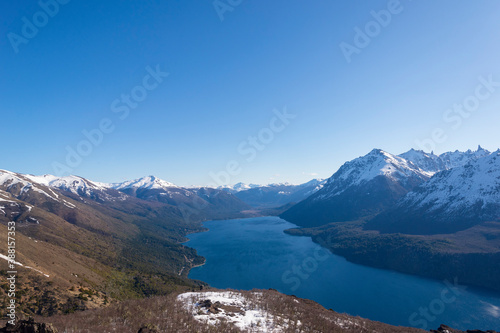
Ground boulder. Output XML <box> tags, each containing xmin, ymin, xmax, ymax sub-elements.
<box><xmin>430</xmin><ymin>324</ymin><xmax>498</xmax><ymax>333</ymax></box>
<box><xmin>0</xmin><ymin>318</ymin><xmax>57</xmax><ymax>333</ymax></box>
<box><xmin>137</xmin><ymin>324</ymin><xmax>159</xmax><ymax>333</ymax></box>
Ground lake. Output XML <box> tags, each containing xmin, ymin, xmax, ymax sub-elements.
<box><xmin>186</xmin><ymin>216</ymin><xmax>500</xmax><ymax>331</ymax></box>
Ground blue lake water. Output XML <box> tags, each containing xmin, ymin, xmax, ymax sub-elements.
<box><xmin>186</xmin><ymin>216</ymin><xmax>500</xmax><ymax>331</ymax></box>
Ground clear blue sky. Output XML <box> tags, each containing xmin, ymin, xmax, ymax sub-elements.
<box><xmin>2</xmin><ymin>0</ymin><xmax>500</xmax><ymax>186</ymax></box>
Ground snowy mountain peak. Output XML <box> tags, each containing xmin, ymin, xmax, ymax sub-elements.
<box><xmin>336</xmin><ymin>149</ymin><xmax>430</xmax><ymax>183</ymax></box>
<box><xmin>111</xmin><ymin>175</ymin><xmax>177</xmax><ymax>191</ymax></box>
<box><xmin>319</xmin><ymin>149</ymin><xmax>432</xmax><ymax>199</ymax></box>
<box><xmin>367</xmin><ymin>148</ymin><xmax>386</xmax><ymax>156</ymax></box>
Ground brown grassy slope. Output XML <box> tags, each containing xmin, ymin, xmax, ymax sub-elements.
<box><xmin>0</xmin><ymin>185</ymin><xmax>206</xmax><ymax>316</ymax></box>
<box><xmin>0</xmin><ymin>223</ymin><xmax>113</xmax><ymax>317</ymax></box>
<box><xmin>0</xmin><ymin>224</ymin><xmax>111</xmax><ymax>289</ymax></box>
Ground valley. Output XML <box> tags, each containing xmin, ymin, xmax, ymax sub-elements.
<box><xmin>1</xmin><ymin>146</ymin><xmax>500</xmax><ymax>331</ymax></box>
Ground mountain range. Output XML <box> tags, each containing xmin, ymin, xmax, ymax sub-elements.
<box><xmin>224</xmin><ymin>179</ymin><xmax>327</xmax><ymax>208</ymax></box>
<box><xmin>281</xmin><ymin>146</ymin><xmax>494</xmax><ymax>230</ymax></box>
<box><xmin>2</xmin><ymin>145</ymin><xmax>500</xmax><ymax>319</ymax></box>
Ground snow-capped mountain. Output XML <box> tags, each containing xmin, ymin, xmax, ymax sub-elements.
<box><xmin>399</xmin><ymin>145</ymin><xmax>490</xmax><ymax>174</ymax></box>
<box><xmin>233</xmin><ymin>179</ymin><xmax>327</xmax><ymax>208</ymax></box>
<box><xmin>0</xmin><ymin>169</ymin><xmax>89</xmax><ymax>225</ymax></box>
<box><xmin>280</xmin><ymin>149</ymin><xmax>434</xmax><ymax>227</ymax></box>
<box><xmin>0</xmin><ymin>169</ymin><xmax>131</xmax><ymax>204</ymax></box>
<box><xmin>0</xmin><ymin>169</ymin><xmax>62</xmax><ymax>203</ymax></box>
<box><xmin>321</xmin><ymin>149</ymin><xmax>432</xmax><ymax>197</ymax></box>
<box><xmin>218</xmin><ymin>182</ymin><xmax>262</xmax><ymax>193</ymax></box>
<box><xmin>110</xmin><ymin>175</ymin><xmax>178</xmax><ymax>191</ymax></box>
<box><xmin>24</xmin><ymin>174</ymin><xmax>117</xmax><ymax>201</ymax></box>
<box><xmin>367</xmin><ymin>150</ymin><xmax>500</xmax><ymax>235</ymax></box>
<box><xmin>109</xmin><ymin>175</ymin><xmax>195</xmax><ymax>203</ymax></box>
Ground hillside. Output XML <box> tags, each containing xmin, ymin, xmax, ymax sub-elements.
<box><xmin>0</xmin><ymin>170</ymin><xmax>254</xmax><ymax>317</ymax></box>
<box><xmin>26</xmin><ymin>288</ymin><xmax>430</xmax><ymax>332</ymax></box>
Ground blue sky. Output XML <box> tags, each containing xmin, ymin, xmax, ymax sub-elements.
<box><xmin>1</xmin><ymin>0</ymin><xmax>500</xmax><ymax>186</ymax></box>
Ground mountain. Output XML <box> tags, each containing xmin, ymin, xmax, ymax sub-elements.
<box><xmin>398</xmin><ymin>145</ymin><xmax>490</xmax><ymax>174</ymax></box>
<box><xmin>23</xmin><ymin>174</ymin><xmax>127</xmax><ymax>202</ymax></box>
<box><xmin>280</xmin><ymin>149</ymin><xmax>432</xmax><ymax>227</ymax></box>
<box><xmin>232</xmin><ymin>179</ymin><xmax>326</xmax><ymax>208</ymax></box>
<box><xmin>366</xmin><ymin>150</ymin><xmax>500</xmax><ymax>234</ymax></box>
<box><xmin>111</xmin><ymin>175</ymin><xmax>177</xmax><ymax>190</ymax></box>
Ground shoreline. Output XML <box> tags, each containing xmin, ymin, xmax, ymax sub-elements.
<box><xmin>191</xmin><ymin>260</ymin><xmax>206</xmax><ymax>269</ymax></box>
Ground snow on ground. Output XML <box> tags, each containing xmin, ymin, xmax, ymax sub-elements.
<box><xmin>178</xmin><ymin>291</ymin><xmax>291</xmax><ymax>332</ymax></box>
<box><xmin>0</xmin><ymin>253</ymin><xmax>50</xmax><ymax>277</ymax></box>
<box><xmin>62</xmin><ymin>199</ymin><xmax>76</xmax><ymax>209</ymax></box>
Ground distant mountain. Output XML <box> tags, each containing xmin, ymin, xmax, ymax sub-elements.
<box><xmin>109</xmin><ymin>176</ymin><xmax>251</xmax><ymax>220</ymax></box>
<box><xmin>111</xmin><ymin>175</ymin><xmax>177</xmax><ymax>190</ymax></box>
<box><xmin>366</xmin><ymin>150</ymin><xmax>500</xmax><ymax>234</ymax></box>
<box><xmin>218</xmin><ymin>182</ymin><xmax>261</xmax><ymax>193</ymax></box>
<box><xmin>232</xmin><ymin>179</ymin><xmax>326</xmax><ymax>208</ymax></box>
<box><xmin>280</xmin><ymin>149</ymin><xmax>432</xmax><ymax>227</ymax></box>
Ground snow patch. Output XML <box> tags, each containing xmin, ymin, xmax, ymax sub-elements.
<box><xmin>178</xmin><ymin>291</ymin><xmax>290</xmax><ymax>332</ymax></box>
<box><xmin>0</xmin><ymin>253</ymin><xmax>50</xmax><ymax>277</ymax></box>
